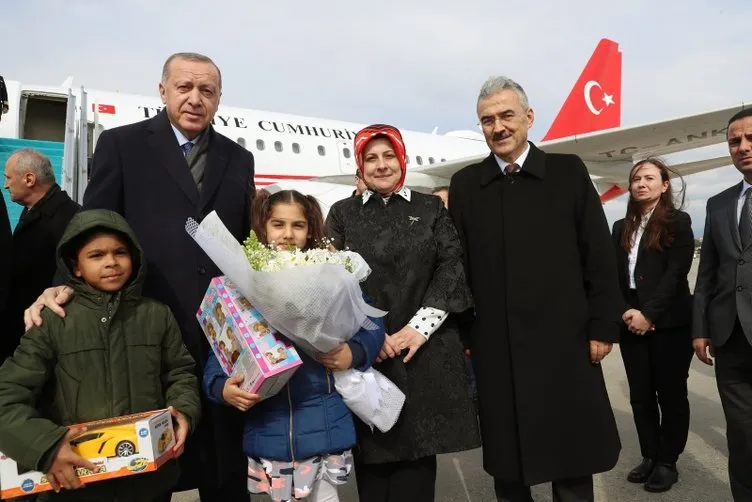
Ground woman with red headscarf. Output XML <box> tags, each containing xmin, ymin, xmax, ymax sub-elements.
<box><xmin>326</xmin><ymin>125</ymin><xmax>480</xmax><ymax>502</ymax></box>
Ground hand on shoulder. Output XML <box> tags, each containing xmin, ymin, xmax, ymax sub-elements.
<box><xmin>24</xmin><ymin>286</ymin><xmax>75</xmax><ymax>331</ymax></box>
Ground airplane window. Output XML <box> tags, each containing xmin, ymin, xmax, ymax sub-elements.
<box><xmin>237</xmin><ymin>137</ymin><xmax>247</xmax><ymax>148</ymax></box>
<box><xmin>256</xmin><ymin>139</ymin><xmax>265</xmax><ymax>151</ymax></box>
<box><xmin>292</xmin><ymin>143</ymin><xmax>301</xmax><ymax>154</ymax></box>
<box><xmin>274</xmin><ymin>141</ymin><xmax>283</xmax><ymax>152</ymax></box>
<box><xmin>318</xmin><ymin>145</ymin><xmax>326</xmax><ymax>156</ymax></box>
<box><xmin>429</xmin><ymin>157</ymin><xmax>435</xmax><ymax>164</ymax></box>
<box><xmin>343</xmin><ymin>148</ymin><xmax>351</xmax><ymax>159</ymax></box>
<box><xmin>416</xmin><ymin>156</ymin><xmax>423</xmax><ymax>166</ymax></box>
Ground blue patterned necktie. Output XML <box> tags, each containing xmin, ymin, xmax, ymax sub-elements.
<box><xmin>740</xmin><ymin>187</ymin><xmax>752</xmax><ymax>249</ymax></box>
<box><xmin>181</xmin><ymin>142</ymin><xmax>194</xmax><ymax>156</ymax></box>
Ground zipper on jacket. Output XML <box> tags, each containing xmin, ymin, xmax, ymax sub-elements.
<box><xmin>97</xmin><ymin>295</ymin><xmax>114</xmax><ymax>417</ymax></box>
<box><xmin>287</xmin><ymin>386</ymin><xmax>295</xmax><ymax>461</ymax></box>
<box><xmin>326</xmin><ymin>368</ymin><xmax>332</xmax><ymax>393</ymax></box>
<box><xmin>103</xmin><ymin>293</ymin><xmax>121</xmax><ymax>417</ymax></box>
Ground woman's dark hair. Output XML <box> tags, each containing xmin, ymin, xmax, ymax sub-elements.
<box><xmin>251</xmin><ymin>189</ymin><xmax>326</xmax><ymax>250</ymax></box>
<box><xmin>621</xmin><ymin>157</ymin><xmax>685</xmax><ymax>252</ymax></box>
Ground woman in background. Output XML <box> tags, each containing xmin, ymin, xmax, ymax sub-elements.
<box><xmin>612</xmin><ymin>157</ymin><xmax>694</xmax><ymax>493</ymax></box>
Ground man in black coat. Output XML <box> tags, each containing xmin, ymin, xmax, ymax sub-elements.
<box><xmin>449</xmin><ymin>76</ymin><xmax>622</xmax><ymax>502</ymax></box>
<box><xmin>2</xmin><ymin>148</ymin><xmax>79</xmax><ymax>361</ymax></box>
<box><xmin>26</xmin><ymin>53</ymin><xmax>254</xmax><ymax>501</ymax></box>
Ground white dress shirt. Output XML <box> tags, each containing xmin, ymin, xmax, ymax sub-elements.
<box><xmin>628</xmin><ymin>210</ymin><xmax>654</xmax><ymax>289</ymax></box>
<box><xmin>494</xmin><ymin>142</ymin><xmax>531</xmax><ymax>174</ymax></box>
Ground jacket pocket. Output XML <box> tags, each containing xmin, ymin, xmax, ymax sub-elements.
<box><xmin>125</xmin><ymin>333</ymin><xmax>163</xmax><ymax>405</ymax></box>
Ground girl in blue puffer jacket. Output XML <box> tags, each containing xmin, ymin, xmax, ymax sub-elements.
<box><xmin>203</xmin><ymin>189</ymin><xmax>384</xmax><ymax>502</ymax></box>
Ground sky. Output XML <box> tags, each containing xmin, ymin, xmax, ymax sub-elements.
<box><xmin>3</xmin><ymin>0</ymin><xmax>749</xmax><ymax>235</ymax></box>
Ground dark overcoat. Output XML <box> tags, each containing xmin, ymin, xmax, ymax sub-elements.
<box><xmin>448</xmin><ymin>143</ymin><xmax>622</xmax><ymax>485</ymax></box>
<box><xmin>1</xmin><ymin>185</ymin><xmax>79</xmax><ymax>361</ymax></box>
<box><xmin>82</xmin><ymin>109</ymin><xmax>254</xmax><ymax>491</ymax></box>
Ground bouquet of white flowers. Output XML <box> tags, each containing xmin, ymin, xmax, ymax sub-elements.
<box><xmin>186</xmin><ymin>211</ymin><xmax>405</xmax><ymax>432</ymax></box>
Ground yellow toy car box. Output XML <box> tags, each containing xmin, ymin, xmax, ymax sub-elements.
<box><xmin>0</xmin><ymin>409</ymin><xmax>176</xmax><ymax>499</ymax></box>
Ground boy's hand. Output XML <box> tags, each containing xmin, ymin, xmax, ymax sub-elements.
<box><xmin>316</xmin><ymin>343</ymin><xmax>353</xmax><ymax>371</ymax></box>
<box><xmin>168</xmin><ymin>406</ymin><xmax>190</xmax><ymax>458</ymax></box>
<box><xmin>47</xmin><ymin>426</ymin><xmax>98</xmax><ymax>492</ymax></box>
<box><xmin>222</xmin><ymin>375</ymin><xmax>261</xmax><ymax>412</ymax></box>
<box><xmin>24</xmin><ymin>286</ymin><xmax>74</xmax><ymax>330</ymax></box>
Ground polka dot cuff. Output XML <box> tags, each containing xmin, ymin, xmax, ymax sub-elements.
<box><xmin>408</xmin><ymin>307</ymin><xmax>448</xmax><ymax>340</ymax></box>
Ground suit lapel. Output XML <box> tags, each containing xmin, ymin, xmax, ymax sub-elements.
<box><xmin>13</xmin><ymin>209</ymin><xmax>38</xmax><ymax>234</ymax></box>
<box><xmin>519</xmin><ymin>142</ymin><xmax>546</xmax><ymax>179</ymax></box>
<box><xmin>198</xmin><ymin>129</ymin><xmax>230</xmax><ymax>211</ymax></box>
<box><xmin>147</xmin><ymin>111</ymin><xmax>199</xmax><ymax>206</ymax></box>
<box><xmin>727</xmin><ymin>182</ymin><xmax>743</xmax><ymax>252</ymax></box>
<box><xmin>478</xmin><ymin>154</ymin><xmax>502</xmax><ymax>187</ymax></box>
<box><xmin>13</xmin><ymin>186</ymin><xmax>65</xmax><ymax>234</ymax></box>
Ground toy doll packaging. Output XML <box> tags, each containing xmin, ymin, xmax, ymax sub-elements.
<box><xmin>197</xmin><ymin>276</ymin><xmax>302</xmax><ymax>398</ymax></box>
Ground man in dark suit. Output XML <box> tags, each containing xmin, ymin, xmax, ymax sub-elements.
<box><xmin>449</xmin><ymin>76</ymin><xmax>622</xmax><ymax>502</ymax></box>
<box><xmin>25</xmin><ymin>53</ymin><xmax>254</xmax><ymax>501</ymax></box>
<box><xmin>2</xmin><ymin>148</ymin><xmax>79</xmax><ymax>361</ymax></box>
<box><xmin>693</xmin><ymin>107</ymin><xmax>752</xmax><ymax>501</ymax></box>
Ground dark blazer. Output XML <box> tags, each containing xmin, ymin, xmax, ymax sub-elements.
<box><xmin>1</xmin><ymin>185</ymin><xmax>79</xmax><ymax>361</ymax></box>
<box><xmin>82</xmin><ymin>109</ymin><xmax>254</xmax><ymax>489</ymax></box>
<box><xmin>0</xmin><ymin>190</ymin><xmax>11</xmax><ymax>321</ymax></box>
<box><xmin>694</xmin><ymin>182</ymin><xmax>752</xmax><ymax>347</ymax></box>
<box><xmin>449</xmin><ymin>142</ymin><xmax>622</xmax><ymax>485</ymax></box>
<box><xmin>612</xmin><ymin>210</ymin><xmax>694</xmax><ymax>329</ymax></box>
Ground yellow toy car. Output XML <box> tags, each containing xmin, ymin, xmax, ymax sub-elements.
<box><xmin>70</xmin><ymin>425</ymin><xmax>139</xmax><ymax>458</ymax></box>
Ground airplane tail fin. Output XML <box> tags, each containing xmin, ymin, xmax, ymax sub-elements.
<box><xmin>542</xmin><ymin>39</ymin><xmax>622</xmax><ymax>141</ymax></box>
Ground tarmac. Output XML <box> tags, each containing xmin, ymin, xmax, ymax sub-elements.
<box><xmin>173</xmin><ymin>258</ymin><xmax>735</xmax><ymax>501</ymax></box>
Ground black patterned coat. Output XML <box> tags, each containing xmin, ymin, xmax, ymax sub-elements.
<box><xmin>326</xmin><ymin>190</ymin><xmax>481</xmax><ymax>464</ymax></box>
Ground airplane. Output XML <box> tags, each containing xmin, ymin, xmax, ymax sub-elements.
<box><xmin>0</xmin><ymin>38</ymin><xmax>747</xmax><ymax>225</ymax></box>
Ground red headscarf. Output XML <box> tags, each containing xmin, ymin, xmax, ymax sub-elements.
<box><xmin>354</xmin><ymin>124</ymin><xmax>408</xmax><ymax>192</ymax></box>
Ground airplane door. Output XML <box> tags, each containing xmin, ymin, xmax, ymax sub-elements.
<box><xmin>76</xmin><ymin>86</ymin><xmax>89</xmax><ymax>202</ymax></box>
<box><xmin>61</xmin><ymin>89</ymin><xmax>77</xmax><ymax>197</ymax></box>
<box><xmin>336</xmin><ymin>140</ymin><xmax>355</xmax><ymax>174</ymax></box>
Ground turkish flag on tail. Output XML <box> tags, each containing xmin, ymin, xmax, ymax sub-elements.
<box><xmin>542</xmin><ymin>39</ymin><xmax>621</xmax><ymax>141</ymax></box>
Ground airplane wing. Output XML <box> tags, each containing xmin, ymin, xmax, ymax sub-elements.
<box><xmin>540</xmin><ymin>103</ymin><xmax>747</xmax><ymax>162</ymax></box>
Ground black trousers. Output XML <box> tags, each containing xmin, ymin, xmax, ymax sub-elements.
<box><xmin>494</xmin><ymin>476</ymin><xmax>593</xmax><ymax>502</ymax></box>
<box><xmin>355</xmin><ymin>456</ymin><xmax>437</xmax><ymax>502</ymax></box>
<box><xmin>716</xmin><ymin>322</ymin><xmax>752</xmax><ymax>501</ymax></box>
<box><xmin>621</xmin><ymin>290</ymin><xmax>693</xmax><ymax>463</ymax></box>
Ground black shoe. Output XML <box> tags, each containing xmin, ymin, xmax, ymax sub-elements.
<box><xmin>644</xmin><ymin>463</ymin><xmax>678</xmax><ymax>492</ymax></box>
<box><xmin>627</xmin><ymin>458</ymin><xmax>655</xmax><ymax>483</ymax></box>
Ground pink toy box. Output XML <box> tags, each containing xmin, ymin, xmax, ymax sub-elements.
<box><xmin>197</xmin><ymin>276</ymin><xmax>302</xmax><ymax>399</ymax></box>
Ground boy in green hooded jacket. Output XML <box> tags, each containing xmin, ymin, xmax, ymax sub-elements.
<box><xmin>0</xmin><ymin>209</ymin><xmax>201</xmax><ymax>501</ymax></box>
